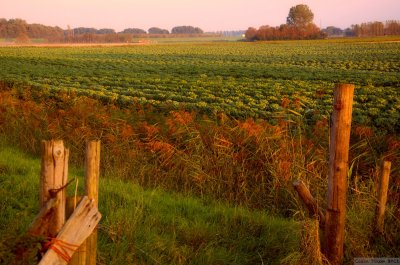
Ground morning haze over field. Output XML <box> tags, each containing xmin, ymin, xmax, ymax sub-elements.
<box><xmin>0</xmin><ymin>1</ymin><xmax>399</xmax><ymax>265</ymax></box>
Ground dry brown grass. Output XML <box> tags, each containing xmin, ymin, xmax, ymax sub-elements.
<box><xmin>281</xmin><ymin>219</ymin><xmax>329</xmax><ymax>265</ymax></box>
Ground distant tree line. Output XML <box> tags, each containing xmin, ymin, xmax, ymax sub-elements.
<box><xmin>213</xmin><ymin>30</ymin><xmax>245</xmax><ymax>37</ymax></box>
<box><xmin>5</xmin><ymin>15</ymin><xmax>398</xmax><ymax>43</ymax></box>
<box><xmin>245</xmin><ymin>5</ymin><xmax>400</xmax><ymax>41</ymax></box>
<box><xmin>322</xmin><ymin>20</ymin><xmax>400</xmax><ymax>37</ymax></box>
<box><xmin>171</xmin><ymin>26</ymin><xmax>203</xmax><ymax>34</ymax></box>
<box><xmin>322</xmin><ymin>26</ymin><xmax>345</xmax><ymax>37</ymax></box>
<box><xmin>148</xmin><ymin>27</ymin><xmax>169</xmax><ymax>34</ymax></box>
<box><xmin>0</xmin><ymin>18</ymin><xmax>64</xmax><ymax>41</ymax></box>
<box><xmin>67</xmin><ymin>27</ymin><xmax>169</xmax><ymax>35</ymax></box>
<box><xmin>349</xmin><ymin>20</ymin><xmax>400</xmax><ymax>37</ymax></box>
<box><xmin>245</xmin><ymin>23</ymin><xmax>323</xmax><ymax>41</ymax></box>
<box><xmin>0</xmin><ymin>18</ymin><xmax>207</xmax><ymax>43</ymax></box>
<box><xmin>245</xmin><ymin>4</ymin><xmax>325</xmax><ymax>41</ymax></box>
<box><xmin>73</xmin><ymin>27</ymin><xmax>116</xmax><ymax>35</ymax></box>
<box><xmin>120</xmin><ymin>28</ymin><xmax>147</xmax><ymax>34</ymax></box>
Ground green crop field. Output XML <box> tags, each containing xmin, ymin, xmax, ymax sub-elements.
<box><xmin>0</xmin><ymin>38</ymin><xmax>399</xmax><ymax>131</ymax></box>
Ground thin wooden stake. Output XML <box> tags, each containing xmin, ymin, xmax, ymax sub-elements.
<box><xmin>324</xmin><ymin>84</ymin><xmax>354</xmax><ymax>265</ymax></box>
<box><xmin>40</xmin><ymin>140</ymin><xmax>69</xmax><ymax>237</ymax></box>
<box><xmin>374</xmin><ymin>161</ymin><xmax>391</xmax><ymax>234</ymax></box>
<box><xmin>293</xmin><ymin>180</ymin><xmax>325</xmax><ymax>228</ymax></box>
<box><xmin>85</xmin><ymin>141</ymin><xmax>101</xmax><ymax>265</ymax></box>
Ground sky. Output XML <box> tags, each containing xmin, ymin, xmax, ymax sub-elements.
<box><xmin>2</xmin><ymin>0</ymin><xmax>400</xmax><ymax>32</ymax></box>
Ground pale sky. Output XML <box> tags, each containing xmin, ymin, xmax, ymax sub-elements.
<box><xmin>2</xmin><ymin>0</ymin><xmax>400</xmax><ymax>31</ymax></box>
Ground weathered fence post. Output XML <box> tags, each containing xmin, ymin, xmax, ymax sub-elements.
<box><xmin>28</xmin><ymin>198</ymin><xmax>57</xmax><ymax>236</ymax></box>
<box><xmin>66</xmin><ymin>196</ymin><xmax>86</xmax><ymax>265</ymax></box>
<box><xmin>40</xmin><ymin>140</ymin><xmax>69</xmax><ymax>237</ymax></box>
<box><xmin>39</xmin><ymin>196</ymin><xmax>101</xmax><ymax>265</ymax></box>
<box><xmin>324</xmin><ymin>84</ymin><xmax>354</xmax><ymax>265</ymax></box>
<box><xmin>31</xmin><ymin>140</ymin><xmax>102</xmax><ymax>264</ymax></box>
<box><xmin>293</xmin><ymin>180</ymin><xmax>325</xmax><ymax>228</ymax></box>
<box><xmin>85</xmin><ymin>140</ymin><xmax>101</xmax><ymax>265</ymax></box>
<box><xmin>374</xmin><ymin>161</ymin><xmax>391</xmax><ymax>234</ymax></box>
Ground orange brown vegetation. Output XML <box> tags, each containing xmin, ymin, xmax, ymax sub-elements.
<box><xmin>0</xmin><ymin>83</ymin><xmax>399</xmax><ymax>212</ymax></box>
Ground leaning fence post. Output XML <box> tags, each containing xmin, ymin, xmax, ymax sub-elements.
<box><xmin>324</xmin><ymin>84</ymin><xmax>354</xmax><ymax>265</ymax></box>
<box><xmin>85</xmin><ymin>140</ymin><xmax>101</xmax><ymax>265</ymax></box>
<box><xmin>374</xmin><ymin>161</ymin><xmax>391</xmax><ymax>234</ymax></box>
<box><xmin>39</xmin><ymin>196</ymin><xmax>101</xmax><ymax>265</ymax></box>
<box><xmin>66</xmin><ymin>196</ymin><xmax>86</xmax><ymax>265</ymax></box>
<box><xmin>40</xmin><ymin>140</ymin><xmax>69</xmax><ymax>237</ymax></box>
<box><xmin>293</xmin><ymin>180</ymin><xmax>325</xmax><ymax>228</ymax></box>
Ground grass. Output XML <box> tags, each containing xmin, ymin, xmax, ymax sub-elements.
<box><xmin>0</xmin><ymin>141</ymin><xmax>302</xmax><ymax>265</ymax></box>
<box><xmin>0</xmin><ymin>83</ymin><xmax>399</xmax><ymax>264</ymax></box>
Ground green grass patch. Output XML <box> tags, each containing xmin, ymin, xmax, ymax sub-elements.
<box><xmin>0</xmin><ymin>142</ymin><xmax>301</xmax><ymax>265</ymax></box>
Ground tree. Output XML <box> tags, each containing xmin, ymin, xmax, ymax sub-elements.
<box><xmin>15</xmin><ymin>32</ymin><xmax>30</xmax><ymax>44</ymax></box>
<box><xmin>385</xmin><ymin>20</ymin><xmax>400</xmax><ymax>35</ymax></box>
<box><xmin>6</xmin><ymin>19</ymin><xmax>28</xmax><ymax>38</ymax></box>
<box><xmin>245</xmin><ymin>27</ymin><xmax>257</xmax><ymax>40</ymax></box>
<box><xmin>97</xmin><ymin>28</ymin><xmax>116</xmax><ymax>34</ymax></box>
<box><xmin>323</xmin><ymin>26</ymin><xmax>343</xmax><ymax>36</ymax></box>
<box><xmin>344</xmin><ymin>27</ymin><xmax>355</xmax><ymax>37</ymax></box>
<box><xmin>148</xmin><ymin>27</ymin><xmax>169</xmax><ymax>34</ymax></box>
<box><xmin>286</xmin><ymin>4</ymin><xmax>314</xmax><ymax>28</ymax></box>
<box><xmin>120</xmin><ymin>28</ymin><xmax>147</xmax><ymax>34</ymax></box>
<box><xmin>0</xmin><ymin>18</ymin><xmax>8</xmax><ymax>38</ymax></box>
<box><xmin>73</xmin><ymin>27</ymin><xmax>97</xmax><ymax>35</ymax></box>
<box><xmin>171</xmin><ymin>26</ymin><xmax>203</xmax><ymax>34</ymax></box>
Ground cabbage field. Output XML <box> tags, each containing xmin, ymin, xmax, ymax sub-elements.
<box><xmin>0</xmin><ymin>39</ymin><xmax>399</xmax><ymax>131</ymax></box>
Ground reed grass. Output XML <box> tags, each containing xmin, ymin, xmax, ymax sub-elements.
<box><xmin>0</xmin><ymin>83</ymin><xmax>399</xmax><ymax>263</ymax></box>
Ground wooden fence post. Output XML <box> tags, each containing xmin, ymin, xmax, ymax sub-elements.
<box><xmin>324</xmin><ymin>84</ymin><xmax>354</xmax><ymax>265</ymax></box>
<box><xmin>66</xmin><ymin>196</ymin><xmax>86</xmax><ymax>265</ymax></box>
<box><xmin>85</xmin><ymin>141</ymin><xmax>101</xmax><ymax>265</ymax></box>
<box><xmin>39</xmin><ymin>196</ymin><xmax>101</xmax><ymax>265</ymax></box>
<box><xmin>374</xmin><ymin>161</ymin><xmax>391</xmax><ymax>234</ymax></box>
<box><xmin>293</xmin><ymin>180</ymin><xmax>325</xmax><ymax>228</ymax></box>
<box><xmin>40</xmin><ymin>140</ymin><xmax>69</xmax><ymax>237</ymax></box>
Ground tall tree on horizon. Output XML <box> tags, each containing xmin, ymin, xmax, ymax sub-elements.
<box><xmin>286</xmin><ymin>4</ymin><xmax>314</xmax><ymax>28</ymax></box>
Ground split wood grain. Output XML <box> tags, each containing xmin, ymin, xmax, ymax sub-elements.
<box><xmin>38</xmin><ymin>196</ymin><xmax>101</xmax><ymax>265</ymax></box>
